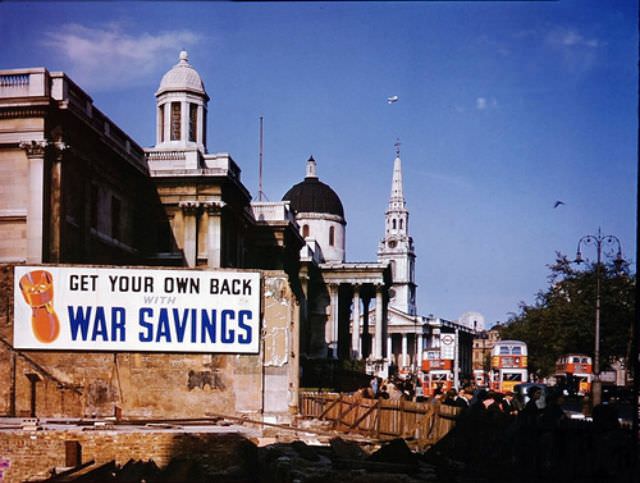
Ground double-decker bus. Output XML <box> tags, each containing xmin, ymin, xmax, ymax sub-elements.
<box><xmin>421</xmin><ymin>359</ymin><xmax>454</xmax><ymax>396</ymax></box>
<box><xmin>554</xmin><ymin>354</ymin><xmax>592</xmax><ymax>395</ymax></box>
<box><xmin>490</xmin><ymin>340</ymin><xmax>528</xmax><ymax>393</ymax></box>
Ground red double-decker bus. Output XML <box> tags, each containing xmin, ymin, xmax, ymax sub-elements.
<box><xmin>490</xmin><ymin>340</ymin><xmax>528</xmax><ymax>393</ymax></box>
<box><xmin>554</xmin><ymin>354</ymin><xmax>592</xmax><ymax>395</ymax></box>
<box><xmin>421</xmin><ymin>359</ymin><xmax>453</xmax><ymax>396</ymax></box>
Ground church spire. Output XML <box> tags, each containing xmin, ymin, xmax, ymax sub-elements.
<box><xmin>377</xmin><ymin>140</ymin><xmax>416</xmax><ymax>316</ymax></box>
<box><xmin>389</xmin><ymin>140</ymin><xmax>406</xmax><ymax>212</ymax></box>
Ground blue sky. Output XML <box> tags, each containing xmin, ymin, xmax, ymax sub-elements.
<box><xmin>1</xmin><ymin>1</ymin><xmax>636</xmax><ymax>327</ymax></box>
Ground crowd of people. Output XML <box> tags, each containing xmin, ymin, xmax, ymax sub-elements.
<box><xmin>431</xmin><ymin>383</ymin><xmax>633</xmax><ymax>481</ymax></box>
<box><xmin>351</xmin><ymin>376</ymin><xmax>633</xmax><ymax>480</ymax></box>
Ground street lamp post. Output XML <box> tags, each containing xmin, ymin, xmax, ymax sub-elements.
<box><xmin>575</xmin><ymin>228</ymin><xmax>623</xmax><ymax>407</ymax></box>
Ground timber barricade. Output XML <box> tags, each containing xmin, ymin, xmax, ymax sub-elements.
<box><xmin>298</xmin><ymin>392</ymin><xmax>461</xmax><ymax>449</ymax></box>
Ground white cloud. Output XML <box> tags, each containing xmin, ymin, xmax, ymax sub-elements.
<box><xmin>42</xmin><ymin>23</ymin><xmax>201</xmax><ymax>90</ymax></box>
<box><xmin>547</xmin><ymin>28</ymin><xmax>601</xmax><ymax>49</ymax></box>
<box><xmin>476</xmin><ymin>97</ymin><xmax>497</xmax><ymax>111</ymax></box>
<box><xmin>544</xmin><ymin>27</ymin><xmax>604</xmax><ymax>73</ymax></box>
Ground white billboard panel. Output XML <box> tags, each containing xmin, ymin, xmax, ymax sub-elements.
<box><xmin>440</xmin><ymin>333</ymin><xmax>456</xmax><ymax>360</ymax></box>
<box><xmin>13</xmin><ymin>266</ymin><xmax>260</xmax><ymax>353</ymax></box>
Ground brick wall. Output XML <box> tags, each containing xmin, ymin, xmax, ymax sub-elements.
<box><xmin>0</xmin><ymin>429</ymin><xmax>257</xmax><ymax>483</ymax></box>
<box><xmin>0</xmin><ymin>265</ymin><xmax>297</xmax><ymax>420</ymax></box>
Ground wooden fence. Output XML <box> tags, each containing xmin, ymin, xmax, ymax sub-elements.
<box><xmin>299</xmin><ymin>392</ymin><xmax>461</xmax><ymax>449</ymax></box>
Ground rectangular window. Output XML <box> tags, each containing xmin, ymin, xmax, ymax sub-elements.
<box><xmin>159</xmin><ymin>104</ymin><xmax>165</xmax><ymax>142</ymax></box>
<box><xmin>189</xmin><ymin>103</ymin><xmax>197</xmax><ymax>142</ymax></box>
<box><xmin>111</xmin><ymin>196</ymin><xmax>121</xmax><ymax>240</ymax></box>
<box><xmin>170</xmin><ymin>102</ymin><xmax>181</xmax><ymax>141</ymax></box>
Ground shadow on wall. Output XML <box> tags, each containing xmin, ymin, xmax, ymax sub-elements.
<box><xmin>165</xmin><ymin>433</ymin><xmax>259</xmax><ymax>482</ymax></box>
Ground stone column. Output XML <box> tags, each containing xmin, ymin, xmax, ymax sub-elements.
<box><xmin>20</xmin><ymin>140</ymin><xmax>48</xmax><ymax>263</ymax></box>
<box><xmin>417</xmin><ymin>333</ymin><xmax>424</xmax><ymax>369</ymax></box>
<box><xmin>361</xmin><ymin>294</ymin><xmax>371</xmax><ymax>358</ymax></box>
<box><xmin>179</xmin><ymin>201</ymin><xmax>199</xmax><ymax>267</ymax></box>
<box><xmin>197</xmin><ymin>104</ymin><xmax>204</xmax><ymax>147</ymax></box>
<box><xmin>327</xmin><ymin>284</ymin><xmax>339</xmax><ymax>358</ymax></box>
<box><xmin>351</xmin><ymin>285</ymin><xmax>361</xmax><ymax>359</ymax></box>
<box><xmin>164</xmin><ymin>102</ymin><xmax>171</xmax><ymax>143</ymax></box>
<box><xmin>48</xmin><ymin>142</ymin><xmax>66</xmax><ymax>262</ymax></box>
<box><xmin>181</xmin><ymin>101</ymin><xmax>189</xmax><ymax>143</ymax></box>
<box><xmin>203</xmin><ymin>201</ymin><xmax>225</xmax><ymax>268</ymax></box>
<box><xmin>374</xmin><ymin>285</ymin><xmax>383</xmax><ymax>359</ymax></box>
<box><xmin>387</xmin><ymin>335</ymin><xmax>392</xmax><ymax>366</ymax></box>
<box><xmin>156</xmin><ymin>104</ymin><xmax>163</xmax><ymax>145</ymax></box>
<box><xmin>401</xmin><ymin>334</ymin><xmax>408</xmax><ymax>368</ymax></box>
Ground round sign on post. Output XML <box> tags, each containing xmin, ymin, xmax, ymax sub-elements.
<box><xmin>440</xmin><ymin>334</ymin><xmax>455</xmax><ymax>360</ymax></box>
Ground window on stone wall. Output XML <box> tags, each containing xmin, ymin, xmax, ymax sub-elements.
<box><xmin>392</xmin><ymin>219</ymin><xmax>397</xmax><ymax>229</ymax></box>
<box><xmin>189</xmin><ymin>103</ymin><xmax>198</xmax><ymax>142</ymax></box>
<box><xmin>111</xmin><ymin>196</ymin><xmax>121</xmax><ymax>240</ymax></box>
<box><xmin>329</xmin><ymin>226</ymin><xmax>335</xmax><ymax>246</ymax></box>
<box><xmin>302</xmin><ymin>224</ymin><xmax>309</xmax><ymax>238</ymax></box>
<box><xmin>159</xmin><ymin>104</ymin><xmax>165</xmax><ymax>142</ymax></box>
<box><xmin>170</xmin><ymin>102</ymin><xmax>181</xmax><ymax>141</ymax></box>
<box><xmin>399</xmin><ymin>219</ymin><xmax>403</xmax><ymax>230</ymax></box>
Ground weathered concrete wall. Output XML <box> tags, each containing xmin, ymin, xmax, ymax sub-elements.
<box><xmin>0</xmin><ymin>429</ymin><xmax>257</xmax><ymax>483</ymax></box>
<box><xmin>0</xmin><ymin>148</ymin><xmax>29</xmax><ymax>262</ymax></box>
<box><xmin>0</xmin><ymin>265</ymin><xmax>298</xmax><ymax>420</ymax></box>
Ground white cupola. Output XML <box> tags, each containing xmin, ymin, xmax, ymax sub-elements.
<box><xmin>154</xmin><ymin>51</ymin><xmax>209</xmax><ymax>153</ymax></box>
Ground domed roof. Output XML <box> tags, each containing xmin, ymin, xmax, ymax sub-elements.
<box><xmin>282</xmin><ymin>156</ymin><xmax>344</xmax><ymax>218</ymax></box>
<box><xmin>157</xmin><ymin>51</ymin><xmax>207</xmax><ymax>97</ymax></box>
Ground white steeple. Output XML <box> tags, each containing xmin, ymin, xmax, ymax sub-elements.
<box><xmin>389</xmin><ymin>143</ymin><xmax>405</xmax><ymax>210</ymax></box>
<box><xmin>377</xmin><ymin>141</ymin><xmax>417</xmax><ymax>316</ymax></box>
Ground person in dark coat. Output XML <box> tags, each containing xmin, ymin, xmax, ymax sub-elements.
<box><xmin>454</xmin><ymin>387</ymin><xmax>472</xmax><ymax>410</ymax></box>
<box><xmin>501</xmin><ymin>391</ymin><xmax>518</xmax><ymax>416</ymax></box>
<box><xmin>443</xmin><ymin>388</ymin><xmax>458</xmax><ymax>406</ymax></box>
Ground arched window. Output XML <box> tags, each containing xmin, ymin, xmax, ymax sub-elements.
<box><xmin>329</xmin><ymin>226</ymin><xmax>335</xmax><ymax>246</ymax></box>
<box><xmin>302</xmin><ymin>224</ymin><xmax>309</xmax><ymax>238</ymax></box>
<box><xmin>189</xmin><ymin>103</ymin><xmax>198</xmax><ymax>142</ymax></box>
<box><xmin>170</xmin><ymin>102</ymin><xmax>181</xmax><ymax>141</ymax></box>
<box><xmin>399</xmin><ymin>219</ymin><xmax>403</xmax><ymax>230</ymax></box>
<box><xmin>392</xmin><ymin>219</ymin><xmax>397</xmax><ymax>229</ymax></box>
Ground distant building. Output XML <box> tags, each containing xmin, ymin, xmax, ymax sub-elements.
<box><xmin>0</xmin><ymin>50</ymin><xmax>477</xmax><ymax>419</ymax></box>
<box><xmin>375</xmin><ymin>145</ymin><xmax>475</xmax><ymax>382</ymax></box>
<box><xmin>472</xmin><ymin>325</ymin><xmax>502</xmax><ymax>384</ymax></box>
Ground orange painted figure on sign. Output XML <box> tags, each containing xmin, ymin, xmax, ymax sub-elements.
<box><xmin>19</xmin><ymin>270</ymin><xmax>60</xmax><ymax>343</ymax></box>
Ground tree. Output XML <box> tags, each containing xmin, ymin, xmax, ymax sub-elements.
<box><xmin>500</xmin><ymin>253</ymin><xmax>635</xmax><ymax>377</ymax></box>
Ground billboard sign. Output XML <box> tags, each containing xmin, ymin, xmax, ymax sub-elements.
<box><xmin>13</xmin><ymin>266</ymin><xmax>260</xmax><ymax>353</ymax></box>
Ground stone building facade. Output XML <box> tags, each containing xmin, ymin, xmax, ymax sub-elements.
<box><xmin>0</xmin><ymin>50</ymin><xmax>476</xmax><ymax>421</ymax></box>
<box><xmin>0</xmin><ymin>57</ymin><xmax>310</xmax><ymax>420</ymax></box>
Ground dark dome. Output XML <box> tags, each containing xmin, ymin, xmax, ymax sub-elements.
<box><xmin>283</xmin><ymin>177</ymin><xmax>344</xmax><ymax>218</ymax></box>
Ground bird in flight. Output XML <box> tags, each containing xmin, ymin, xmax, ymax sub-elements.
<box><xmin>387</xmin><ymin>95</ymin><xmax>399</xmax><ymax>104</ymax></box>
<box><xmin>553</xmin><ymin>201</ymin><xmax>565</xmax><ymax>208</ymax></box>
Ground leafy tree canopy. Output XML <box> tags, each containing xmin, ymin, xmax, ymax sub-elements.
<box><xmin>499</xmin><ymin>253</ymin><xmax>635</xmax><ymax>377</ymax></box>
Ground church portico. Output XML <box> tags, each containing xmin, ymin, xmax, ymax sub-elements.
<box><xmin>320</xmin><ymin>265</ymin><xmax>391</xmax><ymax>362</ymax></box>
<box><xmin>386</xmin><ymin>329</ymin><xmax>426</xmax><ymax>371</ymax></box>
